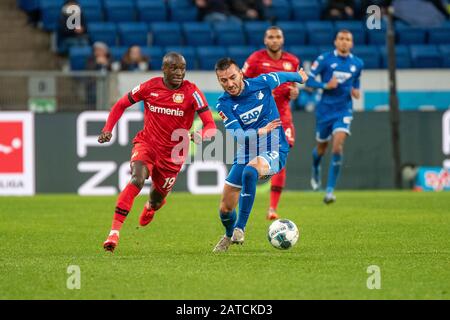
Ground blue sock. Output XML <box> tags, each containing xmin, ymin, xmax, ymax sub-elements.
<box><xmin>312</xmin><ymin>147</ymin><xmax>322</xmax><ymax>178</ymax></box>
<box><xmin>235</xmin><ymin>166</ymin><xmax>258</xmax><ymax>231</ymax></box>
<box><xmin>220</xmin><ymin>210</ymin><xmax>237</xmax><ymax>238</ymax></box>
<box><xmin>326</xmin><ymin>153</ymin><xmax>343</xmax><ymax>194</ymax></box>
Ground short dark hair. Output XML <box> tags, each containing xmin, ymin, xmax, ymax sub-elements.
<box><xmin>215</xmin><ymin>57</ymin><xmax>239</xmax><ymax>72</ymax></box>
<box><xmin>265</xmin><ymin>26</ymin><xmax>282</xmax><ymax>35</ymax></box>
<box><xmin>335</xmin><ymin>29</ymin><xmax>353</xmax><ymax>38</ymax></box>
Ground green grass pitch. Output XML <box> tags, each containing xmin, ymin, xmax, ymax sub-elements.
<box><xmin>0</xmin><ymin>191</ymin><xmax>449</xmax><ymax>300</ymax></box>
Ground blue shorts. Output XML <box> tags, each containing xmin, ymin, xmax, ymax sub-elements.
<box><xmin>316</xmin><ymin>115</ymin><xmax>353</xmax><ymax>142</ymax></box>
<box><xmin>225</xmin><ymin>150</ymin><xmax>288</xmax><ymax>188</ymax></box>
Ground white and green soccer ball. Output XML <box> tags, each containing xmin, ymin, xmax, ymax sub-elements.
<box><xmin>267</xmin><ymin>219</ymin><xmax>299</xmax><ymax>250</ymax></box>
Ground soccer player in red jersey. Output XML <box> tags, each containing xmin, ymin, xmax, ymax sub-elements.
<box><xmin>99</xmin><ymin>52</ymin><xmax>216</xmax><ymax>252</ymax></box>
<box><xmin>242</xmin><ymin>26</ymin><xmax>300</xmax><ymax>220</ymax></box>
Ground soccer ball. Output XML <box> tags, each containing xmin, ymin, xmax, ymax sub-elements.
<box><xmin>267</xmin><ymin>219</ymin><xmax>299</xmax><ymax>250</ymax></box>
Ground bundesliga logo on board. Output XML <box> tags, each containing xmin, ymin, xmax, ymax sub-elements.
<box><xmin>0</xmin><ymin>121</ymin><xmax>23</xmax><ymax>174</ymax></box>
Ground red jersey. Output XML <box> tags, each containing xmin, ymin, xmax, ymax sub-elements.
<box><xmin>242</xmin><ymin>49</ymin><xmax>300</xmax><ymax>123</ymax></box>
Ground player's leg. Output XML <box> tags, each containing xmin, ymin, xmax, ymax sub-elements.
<box><xmin>268</xmin><ymin>124</ymin><xmax>294</xmax><ymax>220</ymax></box>
<box><xmin>213</xmin><ymin>183</ymin><xmax>240</xmax><ymax>252</ymax></box>
<box><xmin>311</xmin><ymin>121</ymin><xmax>332</xmax><ymax>191</ymax></box>
<box><xmin>139</xmin><ymin>165</ymin><xmax>178</xmax><ymax>227</ymax></box>
<box><xmin>104</xmin><ymin>160</ymin><xmax>149</xmax><ymax>251</ymax></box>
<box><xmin>324</xmin><ymin>131</ymin><xmax>348</xmax><ymax>204</ymax></box>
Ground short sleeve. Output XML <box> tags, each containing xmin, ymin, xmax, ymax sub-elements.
<box><xmin>191</xmin><ymin>84</ymin><xmax>209</xmax><ymax>112</ymax></box>
<box><xmin>242</xmin><ymin>53</ymin><xmax>259</xmax><ymax>78</ymax></box>
<box><xmin>309</xmin><ymin>55</ymin><xmax>326</xmax><ymax>78</ymax></box>
<box><xmin>128</xmin><ymin>82</ymin><xmax>146</xmax><ymax>103</ymax></box>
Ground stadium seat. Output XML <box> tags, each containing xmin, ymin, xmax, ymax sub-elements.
<box><xmin>87</xmin><ymin>22</ymin><xmax>118</xmax><ymax>46</ymax></box>
<box><xmin>366</xmin><ymin>20</ymin><xmax>387</xmax><ymax>45</ymax></box>
<box><xmin>169</xmin><ymin>6</ymin><xmax>198</xmax><ymax>22</ymax></box>
<box><xmin>395</xmin><ymin>22</ymin><xmax>427</xmax><ymax>45</ymax></box>
<box><xmin>318</xmin><ymin>45</ymin><xmax>334</xmax><ymax>54</ymax></box>
<box><xmin>428</xmin><ymin>21</ymin><xmax>450</xmax><ymax>44</ymax></box>
<box><xmin>165</xmin><ymin>46</ymin><xmax>197</xmax><ymax>69</ymax></box>
<box><xmin>291</xmin><ymin>0</ymin><xmax>321</xmax><ymax>21</ymax></box>
<box><xmin>141</xmin><ymin>46</ymin><xmax>164</xmax><ymax>70</ymax></box>
<box><xmin>136</xmin><ymin>0</ymin><xmax>168</xmax><ymax>22</ymax></box>
<box><xmin>380</xmin><ymin>45</ymin><xmax>412</xmax><ymax>69</ymax></box>
<box><xmin>410</xmin><ymin>45</ymin><xmax>442</xmax><ymax>68</ymax></box>
<box><xmin>69</xmin><ymin>46</ymin><xmax>91</xmax><ymax>70</ymax></box>
<box><xmin>334</xmin><ymin>21</ymin><xmax>366</xmax><ymax>45</ymax></box>
<box><xmin>40</xmin><ymin>0</ymin><xmax>63</xmax><ymax>31</ymax></box>
<box><xmin>243</xmin><ymin>21</ymin><xmax>272</xmax><ymax>46</ymax></box>
<box><xmin>197</xmin><ymin>46</ymin><xmax>227</xmax><ymax>70</ymax></box>
<box><xmin>265</xmin><ymin>0</ymin><xmax>292</xmax><ymax>22</ymax></box>
<box><xmin>167</xmin><ymin>0</ymin><xmax>194</xmax><ymax>7</ymax></box>
<box><xmin>438</xmin><ymin>45</ymin><xmax>450</xmax><ymax>68</ymax></box>
<box><xmin>118</xmin><ymin>22</ymin><xmax>149</xmax><ymax>46</ymax></box>
<box><xmin>351</xmin><ymin>45</ymin><xmax>380</xmax><ymax>69</ymax></box>
<box><xmin>80</xmin><ymin>4</ymin><xmax>104</xmax><ymax>23</ymax></box>
<box><xmin>276</xmin><ymin>22</ymin><xmax>307</xmax><ymax>46</ymax></box>
<box><xmin>226</xmin><ymin>46</ymin><xmax>258</xmax><ymax>68</ymax></box>
<box><xmin>287</xmin><ymin>45</ymin><xmax>320</xmax><ymax>65</ymax></box>
<box><xmin>109</xmin><ymin>46</ymin><xmax>128</xmax><ymax>62</ymax></box>
<box><xmin>150</xmin><ymin>22</ymin><xmax>183</xmax><ymax>46</ymax></box>
<box><xmin>305</xmin><ymin>21</ymin><xmax>335</xmax><ymax>46</ymax></box>
<box><xmin>18</xmin><ymin>0</ymin><xmax>40</xmax><ymax>12</ymax></box>
<box><xmin>213</xmin><ymin>22</ymin><xmax>246</xmax><ymax>46</ymax></box>
<box><xmin>182</xmin><ymin>22</ymin><xmax>214</xmax><ymax>46</ymax></box>
<box><xmin>104</xmin><ymin>0</ymin><xmax>136</xmax><ymax>22</ymax></box>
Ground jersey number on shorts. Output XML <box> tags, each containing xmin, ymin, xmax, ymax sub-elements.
<box><xmin>162</xmin><ymin>177</ymin><xmax>176</xmax><ymax>189</ymax></box>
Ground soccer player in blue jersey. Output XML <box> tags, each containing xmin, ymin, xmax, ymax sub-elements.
<box><xmin>212</xmin><ymin>57</ymin><xmax>308</xmax><ymax>252</ymax></box>
<box><xmin>306</xmin><ymin>30</ymin><xmax>364</xmax><ymax>204</ymax></box>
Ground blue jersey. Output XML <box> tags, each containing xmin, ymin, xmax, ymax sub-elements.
<box><xmin>216</xmin><ymin>72</ymin><xmax>303</xmax><ymax>164</ymax></box>
<box><xmin>306</xmin><ymin>50</ymin><xmax>364</xmax><ymax>123</ymax></box>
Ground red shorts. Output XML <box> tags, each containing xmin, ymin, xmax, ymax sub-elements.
<box><xmin>130</xmin><ymin>142</ymin><xmax>182</xmax><ymax>197</ymax></box>
<box><xmin>282</xmin><ymin>121</ymin><xmax>295</xmax><ymax>147</ymax></box>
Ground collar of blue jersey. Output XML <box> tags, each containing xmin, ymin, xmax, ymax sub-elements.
<box><xmin>334</xmin><ymin>49</ymin><xmax>353</xmax><ymax>59</ymax></box>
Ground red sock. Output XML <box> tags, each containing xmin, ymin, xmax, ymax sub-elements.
<box><xmin>111</xmin><ymin>183</ymin><xmax>141</xmax><ymax>231</ymax></box>
<box><xmin>270</xmin><ymin>168</ymin><xmax>286</xmax><ymax>210</ymax></box>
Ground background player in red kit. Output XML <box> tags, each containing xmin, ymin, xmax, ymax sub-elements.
<box><xmin>242</xmin><ymin>26</ymin><xmax>300</xmax><ymax>220</ymax></box>
<box><xmin>99</xmin><ymin>52</ymin><xmax>216</xmax><ymax>252</ymax></box>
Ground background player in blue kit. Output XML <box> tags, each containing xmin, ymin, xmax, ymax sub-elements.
<box><xmin>306</xmin><ymin>30</ymin><xmax>364</xmax><ymax>204</ymax></box>
<box><xmin>212</xmin><ymin>58</ymin><xmax>308</xmax><ymax>252</ymax></box>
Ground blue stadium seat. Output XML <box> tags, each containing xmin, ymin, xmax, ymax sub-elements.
<box><xmin>182</xmin><ymin>22</ymin><xmax>214</xmax><ymax>46</ymax></box>
<box><xmin>305</xmin><ymin>21</ymin><xmax>335</xmax><ymax>45</ymax></box>
<box><xmin>141</xmin><ymin>46</ymin><xmax>164</xmax><ymax>70</ymax></box>
<box><xmin>87</xmin><ymin>22</ymin><xmax>117</xmax><ymax>46</ymax></box>
<box><xmin>334</xmin><ymin>21</ymin><xmax>366</xmax><ymax>45</ymax></box>
<box><xmin>265</xmin><ymin>0</ymin><xmax>292</xmax><ymax>22</ymax></box>
<box><xmin>80</xmin><ymin>4</ymin><xmax>104</xmax><ymax>23</ymax></box>
<box><xmin>136</xmin><ymin>0</ymin><xmax>168</xmax><ymax>22</ymax></box>
<box><xmin>165</xmin><ymin>46</ymin><xmax>197</xmax><ymax>69</ymax></box>
<box><xmin>213</xmin><ymin>22</ymin><xmax>246</xmax><ymax>46</ymax></box>
<box><xmin>439</xmin><ymin>45</ymin><xmax>450</xmax><ymax>67</ymax></box>
<box><xmin>169</xmin><ymin>6</ymin><xmax>198</xmax><ymax>22</ymax></box>
<box><xmin>118</xmin><ymin>22</ymin><xmax>149</xmax><ymax>46</ymax></box>
<box><xmin>18</xmin><ymin>0</ymin><xmax>40</xmax><ymax>12</ymax></box>
<box><xmin>291</xmin><ymin>0</ymin><xmax>321</xmax><ymax>21</ymax></box>
<box><xmin>366</xmin><ymin>20</ymin><xmax>387</xmax><ymax>45</ymax></box>
<box><xmin>410</xmin><ymin>45</ymin><xmax>442</xmax><ymax>68</ymax></box>
<box><xmin>428</xmin><ymin>21</ymin><xmax>450</xmax><ymax>44</ymax></box>
<box><xmin>351</xmin><ymin>45</ymin><xmax>380</xmax><ymax>69</ymax></box>
<box><xmin>197</xmin><ymin>46</ymin><xmax>227</xmax><ymax>70</ymax></box>
<box><xmin>104</xmin><ymin>0</ymin><xmax>136</xmax><ymax>22</ymax></box>
<box><xmin>287</xmin><ymin>45</ymin><xmax>320</xmax><ymax>64</ymax></box>
<box><xmin>40</xmin><ymin>0</ymin><xmax>63</xmax><ymax>31</ymax></box>
<box><xmin>380</xmin><ymin>45</ymin><xmax>412</xmax><ymax>69</ymax></box>
<box><xmin>395</xmin><ymin>22</ymin><xmax>427</xmax><ymax>45</ymax></box>
<box><xmin>318</xmin><ymin>45</ymin><xmax>334</xmax><ymax>54</ymax></box>
<box><xmin>276</xmin><ymin>22</ymin><xmax>307</xmax><ymax>46</ymax></box>
<box><xmin>69</xmin><ymin>46</ymin><xmax>91</xmax><ymax>70</ymax></box>
<box><xmin>150</xmin><ymin>22</ymin><xmax>183</xmax><ymax>46</ymax></box>
<box><xmin>167</xmin><ymin>0</ymin><xmax>193</xmax><ymax>8</ymax></box>
<box><xmin>109</xmin><ymin>46</ymin><xmax>128</xmax><ymax>62</ymax></box>
<box><xmin>243</xmin><ymin>21</ymin><xmax>272</xmax><ymax>46</ymax></box>
<box><xmin>226</xmin><ymin>46</ymin><xmax>258</xmax><ymax>68</ymax></box>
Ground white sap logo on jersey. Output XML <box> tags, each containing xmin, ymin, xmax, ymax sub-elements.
<box><xmin>332</xmin><ymin>71</ymin><xmax>352</xmax><ymax>84</ymax></box>
<box><xmin>240</xmin><ymin>104</ymin><xmax>263</xmax><ymax>125</ymax></box>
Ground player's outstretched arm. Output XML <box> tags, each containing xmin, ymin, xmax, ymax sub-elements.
<box><xmin>98</xmin><ymin>94</ymin><xmax>134</xmax><ymax>143</ymax></box>
<box><xmin>190</xmin><ymin>108</ymin><xmax>217</xmax><ymax>144</ymax></box>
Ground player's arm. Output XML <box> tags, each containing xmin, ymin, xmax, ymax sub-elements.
<box><xmin>98</xmin><ymin>84</ymin><xmax>143</xmax><ymax>143</ymax></box>
<box><xmin>351</xmin><ymin>63</ymin><xmax>363</xmax><ymax>99</ymax></box>
<box><xmin>259</xmin><ymin>69</ymin><xmax>308</xmax><ymax>91</ymax></box>
<box><xmin>190</xmin><ymin>87</ymin><xmax>217</xmax><ymax>144</ymax></box>
<box><xmin>305</xmin><ymin>56</ymin><xmax>338</xmax><ymax>90</ymax></box>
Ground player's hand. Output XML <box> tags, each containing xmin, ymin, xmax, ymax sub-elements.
<box><xmin>190</xmin><ymin>131</ymin><xmax>202</xmax><ymax>145</ymax></box>
<box><xmin>298</xmin><ymin>68</ymin><xmax>308</xmax><ymax>83</ymax></box>
<box><xmin>289</xmin><ymin>85</ymin><xmax>299</xmax><ymax>100</ymax></box>
<box><xmin>351</xmin><ymin>88</ymin><xmax>360</xmax><ymax>99</ymax></box>
<box><xmin>258</xmin><ymin>119</ymin><xmax>282</xmax><ymax>135</ymax></box>
<box><xmin>98</xmin><ymin>131</ymin><xmax>112</xmax><ymax>143</ymax></box>
<box><xmin>325</xmin><ymin>77</ymin><xmax>338</xmax><ymax>90</ymax></box>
